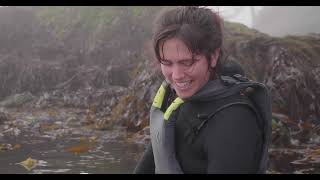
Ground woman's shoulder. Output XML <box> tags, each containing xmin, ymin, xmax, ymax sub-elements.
<box><xmin>201</xmin><ymin>103</ymin><xmax>262</xmax><ymax>155</ymax></box>
<box><xmin>213</xmin><ymin>103</ymin><xmax>258</xmax><ymax>121</ymax></box>
<box><xmin>205</xmin><ymin>103</ymin><xmax>261</xmax><ymax>135</ymax></box>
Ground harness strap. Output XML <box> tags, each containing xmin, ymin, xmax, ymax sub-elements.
<box><xmin>184</xmin><ymin>101</ymin><xmax>263</xmax><ymax>145</ymax></box>
<box><xmin>196</xmin><ymin>102</ymin><xmax>263</xmax><ymax>134</ymax></box>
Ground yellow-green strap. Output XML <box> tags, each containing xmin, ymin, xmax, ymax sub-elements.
<box><xmin>152</xmin><ymin>82</ymin><xmax>167</xmax><ymax>109</ymax></box>
<box><xmin>164</xmin><ymin>97</ymin><xmax>184</xmax><ymax>121</ymax></box>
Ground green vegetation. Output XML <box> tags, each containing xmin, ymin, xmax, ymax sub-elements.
<box><xmin>224</xmin><ymin>21</ymin><xmax>264</xmax><ymax>38</ymax></box>
<box><xmin>35</xmin><ymin>7</ymin><xmax>119</xmax><ymax>40</ymax></box>
<box><xmin>33</xmin><ymin>7</ymin><xmax>159</xmax><ymax>42</ymax></box>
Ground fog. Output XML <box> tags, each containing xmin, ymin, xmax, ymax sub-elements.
<box><xmin>210</xmin><ymin>6</ymin><xmax>262</xmax><ymax>28</ymax></box>
<box><xmin>210</xmin><ymin>6</ymin><xmax>320</xmax><ymax>37</ymax></box>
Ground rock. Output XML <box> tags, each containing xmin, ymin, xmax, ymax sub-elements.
<box><xmin>0</xmin><ymin>111</ymin><xmax>9</xmax><ymax>123</ymax></box>
<box><xmin>66</xmin><ymin>116</ymin><xmax>79</xmax><ymax>127</ymax></box>
<box><xmin>107</xmin><ymin>66</ymin><xmax>130</xmax><ymax>87</ymax></box>
<box><xmin>0</xmin><ymin>143</ymin><xmax>13</xmax><ymax>151</ymax></box>
<box><xmin>129</xmin><ymin>126</ymin><xmax>150</xmax><ymax>144</ymax></box>
<box><xmin>0</xmin><ymin>92</ymin><xmax>34</xmax><ymax>107</ymax></box>
<box><xmin>3</xmin><ymin>127</ymin><xmax>21</xmax><ymax>137</ymax></box>
<box><xmin>263</xmin><ymin>45</ymin><xmax>320</xmax><ymax>122</ymax></box>
<box><xmin>94</xmin><ymin>117</ymin><xmax>115</xmax><ymax>130</ymax></box>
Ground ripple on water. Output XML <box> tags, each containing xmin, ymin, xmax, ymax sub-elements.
<box><xmin>33</xmin><ymin>169</ymin><xmax>71</xmax><ymax>174</ymax></box>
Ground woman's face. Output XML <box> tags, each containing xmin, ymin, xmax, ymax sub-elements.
<box><xmin>160</xmin><ymin>38</ymin><xmax>218</xmax><ymax>99</ymax></box>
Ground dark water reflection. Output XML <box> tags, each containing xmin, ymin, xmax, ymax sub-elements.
<box><xmin>0</xmin><ymin>131</ymin><xmax>144</xmax><ymax>174</ymax></box>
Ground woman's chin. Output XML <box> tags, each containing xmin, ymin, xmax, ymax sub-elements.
<box><xmin>175</xmin><ymin>89</ymin><xmax>194</xmax><ymax>99</ymax></box>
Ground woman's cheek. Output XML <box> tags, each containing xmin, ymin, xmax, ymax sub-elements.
<box><xmin>161</xmin><ymin>66</ymin><xmax>172</xmax><ymax>81</ymax></box>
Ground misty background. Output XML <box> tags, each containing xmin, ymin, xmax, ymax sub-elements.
<box><xmin>211</xmin><ymin>6</ymin><xmax>320</xmax><ymax>37</ymax></box>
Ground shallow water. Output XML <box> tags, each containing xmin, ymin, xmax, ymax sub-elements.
<box><xmin>0</xmin><ymin>107</ymin><xmax>145</xmax><ymax>174</ymax></box>
<box><xmin>0</xmin><ymin>131</ymin><xmax>143</xmax><ymax>174</ymax></box>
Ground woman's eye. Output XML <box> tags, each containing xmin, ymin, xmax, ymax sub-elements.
<box><xmin>180</xmin><ymin>59</ymin><xmax>195</xmax><ymax>67</ymax></box>
<box><xmin>160</xmin><ymin>60</ymin><xmax>172</xmax><ymax>66</ymax></box>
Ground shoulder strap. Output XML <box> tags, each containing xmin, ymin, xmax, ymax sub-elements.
<box><xmin>184</xmin><ymin>100</ymin><xmax>262</xmax><ymax>145</ymax></box>
<box><xmin>195</xmin><ymin>101</ymin><xmax>262</xmax><ymax>135</ymax></box>
<box><xmin>183</xmin><ymin>91</ymin><xmax>262</xmax><ymax>144</ymax></box>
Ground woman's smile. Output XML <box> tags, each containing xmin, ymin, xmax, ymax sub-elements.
<box><xmin>160</xmin><ymin>38</ymin><xmax>216</xmax><ymax>99</ymax></box>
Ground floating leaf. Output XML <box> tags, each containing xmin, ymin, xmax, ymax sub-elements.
<box><xmin>89</xmin><ymin>105</ymin><xmax>97</xmax><ymax>114</ymax></box>
<box><xmin>65</xmin><ymin>144</ymin><xmax>91</xmax><ymax>155</ymax></box>
<box><xmin>0</xmin><ymin>143</ymin><xmax>13</xmax><ymax>151</ymax></box>
<box><xmin>13</xmin><ymin>144</ymin><xmax>22</xmax><ymax>150</ymax></box>
<box><xmin>299</xmin><ymin>121</ymin><xmax>314</xmax><ymax>130</ymax></box>
<box><xmin>40</xmin><ymin>123</ymin><xmax>60</xmax><ymax>131</ymax></box>
<box><xmin>79</xmin><ymin>136</ymin><xmax>87</xmax><ymax>142</ymax></box>
<box><xmin>0</xmin><ymin>144</ymin><xmax>5</xmax><ymax>151</ymax></box>
<box><xmin>307</xmin><ymin>148</ymin><xmax>320</xmax><ymax>157</ymax></box>
<box><xmin>89</xmin><ymin>136</ymin><xmax>98</xmax><ymax>143</ymax></box>
<box><xmin>17</xmin><ymin>157</ymin><xmax>38</xmax><ymax>171</ymax></box>
<box><xmin>272</xmin><ymin>118</ymin><xmax>279</xmax><ymax>129</ymax></box>
<box><xmin>47</xmin><ymin>109</ymin><xmax>58</xmax><ymax>117</ymax></box>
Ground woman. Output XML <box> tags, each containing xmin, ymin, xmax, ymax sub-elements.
<box><xmin>134</xmin><ymin>6</ymin><xmax>271</xmax><ymax>174</ymax></box>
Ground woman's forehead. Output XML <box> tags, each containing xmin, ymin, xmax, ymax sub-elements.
<box><xmin>160</xmin><ymin>38</ymin><xmax>192</xmax><ymax>59</ymax></box>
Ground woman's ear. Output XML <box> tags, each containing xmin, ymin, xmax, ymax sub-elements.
<box><xmin>210</xmin><ymin>48</ymin><xmax>220</xmax><ymax>68</ymax></box>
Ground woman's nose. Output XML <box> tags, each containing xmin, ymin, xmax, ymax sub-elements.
<box><xmin>171</xmin><ymin>65</ymin><xmax>185</xmax><ymax>80</ymax></box>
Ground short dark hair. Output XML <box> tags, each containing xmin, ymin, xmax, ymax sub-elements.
<box><xmin>153</xmin><ymin>6</ymin><xmax>226</xmax><ymax>78</ymax></box>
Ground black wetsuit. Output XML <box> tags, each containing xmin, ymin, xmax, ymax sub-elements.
<box><xmin>134</xmin><ymin>90</ymin><xmax>263</xmax><ymax>174</ymax></box>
